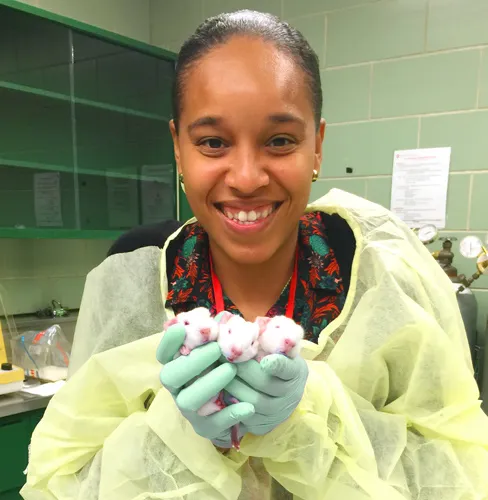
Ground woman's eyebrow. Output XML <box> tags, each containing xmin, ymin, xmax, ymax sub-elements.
<box><xmin>187</xmin><ymin>116</ymin><xmax>222</xmax><ymax>133</ymax></box>
<box><xmin>187</xmin><ymin>113</ymin><xmax>305</xmax><ymax>134</ymax></box>
<box><xmin>268</xmin><ymin>113</ymin><xmax>306</xmax><ymax>128</ymax></box>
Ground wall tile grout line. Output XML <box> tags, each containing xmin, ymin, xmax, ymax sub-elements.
<box><xmin>283</xmin><ymin>1</ymin><xmax>382</xmax><ymax>22</ymax></box>
<box><xmin>476</xmin><ymin>48</ymin><xmax>483</xmax><ymax>108</ymax></box>
<box><xmin>368</xmin><ymin>63</ymin><xmax>373</xmax><ymax>119</ymax></box>
<box><xmin>148</xmin><ymin>0</ymin><xmax>153</xmax><ymax>45</ymax></box>
<box><xmin>319</xmin><ymin>171</ymin><xmax>488</xmax><ymax>180</ymax></box>
<box><xmin>201</xmin><ymin>0</ymin><xmax>205</xmax><ymax>23</ymax></box>
<box><xmin>417</xmin><ymin>116</ymin><xmax>422</xmax><ymax>148</ymax></box>
<box><xmin>319</xmin><ymin>174</ymin><xmax>392</xmax><ymax>181</ymax></box>
<box><xmin>323</xmin><ymin>14</ymin><xmax>328</xmax><ymax>70</ymax></box>
<box><xmin>423</xmin><ymin>0</ymin><xmax>430</xmax><ymax>54</ymax></box>
<box><xmin>327</xmin><ymin>107</ymin><xmax>488</xmax><ymax>127</ymax></box>
<box><xmin>323</xmin><ymin>44</ymin><xmax>488</xmax><ymax>71</ymax></box>
<box><xmin>467</xmin><ymin>173</ymin><xmax>475</xmax><ymax>230</ymax></box>
<box><xmin>436</xmin><ymin>230</ymin><xmax>488</xmax><ymax>235</ymax></box>
<box><xmin>451</xmin><ymin>170</ymin><xmax>488</xmax><ymax>175</ymax></box>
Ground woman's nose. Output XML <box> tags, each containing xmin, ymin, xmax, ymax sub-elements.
<box><xmin>225</xmin><ymin>147</ymin><xmax>269</xmax><ymax>194</ymax></box>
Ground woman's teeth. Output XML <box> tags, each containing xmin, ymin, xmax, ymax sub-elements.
<box><xmin>223</xmin><ymin>206</ymin><xmax>275</xmax><ymax>224</ymax></box>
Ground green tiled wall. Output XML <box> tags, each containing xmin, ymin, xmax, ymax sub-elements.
<box><xmin>16</xmin><ymin>0</ymin><xmax>151</xmax><ymax>43</ymax></box>
<box><xmin>427</xmin><ymin>0</ymin><xmax>488</xmax><ymax>51</ymax></box>
<box><xmin>326</xmin><ymin>0</ymin><xmax>426</xmax><ymax>67</ymax></box>
<box><xmin>371</xmin><ymin>51</ymin><xmax>479</xmax><ymax>118</ymax></box>
<box><xmin>149</xmin><ymin>0</ymin><xmax>488</xmax><ymax>334</ymax></box>
<box><xmin>0</xmin><ymin>239</ymin><xmax>112</xmax><ymax>314</ymax></box>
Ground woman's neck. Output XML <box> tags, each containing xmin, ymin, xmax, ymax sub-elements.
<box><xmin>209</xmin><ymin>232</ymin><xmax>298</xmax><ymax>321</ymax></box>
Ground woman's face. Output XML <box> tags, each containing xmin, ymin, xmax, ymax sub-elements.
<box><xmin>170</xmin><ymin>36</ymin><xmax>325</xmax><ymax>265</ymax></box>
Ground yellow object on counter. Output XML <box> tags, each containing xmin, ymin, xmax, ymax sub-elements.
<box><xmin>22</xmin><ymin>190</ymin><xmax>488</xmax><ymax>499</ymax></box>
<box><xmin>0</xmin><ymin>365</ymin><xmax>24</xmax><ymax>385</ymax></box>
<box><xmin>0</xmin><ymin>321</ymin><xmax>6</xmax><ymax>365</ymax></box>
<box><xmin>0</xmin><ymin>322</ymin><xmax>24</xmax><ymax>388</ymax></box>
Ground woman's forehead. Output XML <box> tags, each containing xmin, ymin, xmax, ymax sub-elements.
<box><xmin>181</xmin><ymin>37</ymin><xmax>312</xmax><ymax>123</ymax></box>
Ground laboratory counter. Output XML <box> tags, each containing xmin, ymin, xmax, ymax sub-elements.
<box><xmin>0</xmin><ymin>390</ymin><xmax>52</xmax><ymax>419</ymax></box>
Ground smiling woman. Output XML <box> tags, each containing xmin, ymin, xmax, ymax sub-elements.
<box><xmin>23</xmin><ymin>9</ymin><xmax>488</xmax><ymax>500</ymax></box>
<box><xmin>170</xmin><ymin>29</ymin><xmax>325</xmax><ymax>318</ymax></box>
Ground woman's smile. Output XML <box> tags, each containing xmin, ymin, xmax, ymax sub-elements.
<box><xmin>214</xmin><ymin>201</ymin><xmax>283</xmax><ymax>234</ymax></box>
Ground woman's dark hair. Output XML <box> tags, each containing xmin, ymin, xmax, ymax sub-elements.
<box><xmin>172</xmin><ymin>10</ymin><xmax>322</xmax><ymax>133</ymax></box>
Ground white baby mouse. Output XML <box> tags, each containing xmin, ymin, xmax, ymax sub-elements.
<box><xmin>197</xmin><ymin>392</ymin><xmax>226</xmax><ymax>416</ymax></box>
<box><xmin>217</xmin><ymin>312</ymin><xmax>260</xmax><ymax>363</ymax></box>
<box><xmin>255</xmin><ymin>316</ymin><xmax>304</xmax><ymax>362</ymax></box>
<box><xmin>163</xmin><ymin>307</ymin><xmax>219</xmax><ymax>356</ymax></box>
<box><xmin>164</xmin><ymin>308</ymin><xmax>223</xmax><ymax>417</ymax></box>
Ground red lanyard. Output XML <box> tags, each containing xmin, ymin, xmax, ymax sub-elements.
<box><xmin>209</xmin><ymin>249</ymin><xmax>299</xmax><ymax>319</ymax></box>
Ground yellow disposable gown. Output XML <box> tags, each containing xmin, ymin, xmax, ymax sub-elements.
<box><xmin>21</xmin><ymin>189</ymin><xmax>488</xmax><ymax>499</ymax></box>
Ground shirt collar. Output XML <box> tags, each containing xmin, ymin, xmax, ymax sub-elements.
<box><xmin>166</xmin><ymin>212</ymin><xmax>341</xmax><ymax>309</ymax></box>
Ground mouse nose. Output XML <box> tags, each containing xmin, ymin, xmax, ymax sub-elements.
<box><xmin>200</xmin><ymin>327</ymin><xmax>211</xmax><ymax>341</ymax></box>
<box><xmin>283</xmin><ymin>339</ymin><xmax>296</xmax><ymax>352</ymax></box>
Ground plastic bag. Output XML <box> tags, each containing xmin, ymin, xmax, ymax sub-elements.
<box><xmin>11</xmin><ymin>324</ymin><xmax>71</xmax><ymax>381</ymax></box>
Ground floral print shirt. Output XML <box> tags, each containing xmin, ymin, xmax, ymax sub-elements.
<box><xmin>166</xmin><ymin>211</ymin><xmax>345</xmax><ymax>343</ymax></box>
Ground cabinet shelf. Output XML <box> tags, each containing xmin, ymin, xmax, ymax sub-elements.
<box><xmin>0</xmin><ymin>227</ymin><xmax>125</xmax><ymax>239</ymax></box>
<box><xmin>0</xmin><ymin>158</ymin><xmax>174</xmax><ymax>182</ymax></box>
<box><xmin>0</xmin><ymin>2</ymin><xmax>176</xmax><ymax>241</ymax></box>
<box><xmin>0</xmin><ymin>80</ymin><xmax>169</xmax><ymax>122</ymax></box>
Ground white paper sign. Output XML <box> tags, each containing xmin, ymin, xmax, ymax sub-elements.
<box><xmin>141</xmin><ymin>165</ymin><xmax>174</xmax><ymax>225</ymax></box>
<box><xmin>390</xmin><ymin>147</ymin><xmax>451</xmax><ymax>229</ymax></box>
<box><xmin>106</xmin><ymin>177</ymin><xmax>139</xmax><ymax>229</ymax></box>
<box><xmin>34</xmin><ymin>172</ymin><xmax>63</xmax><ymax>227</ymax></box>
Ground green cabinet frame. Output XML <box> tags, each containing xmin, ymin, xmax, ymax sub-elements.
<box><xmin>0</xmin><ymin>1</ymin><xmax>185</xmax><ymax>238</ymax></box>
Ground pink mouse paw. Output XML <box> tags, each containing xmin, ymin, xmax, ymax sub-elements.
<box><xmin>215</xmin><ymin>399</ymin><xmax>226</xmax><ymax>411</ymax></box>
<box><xmin>179</xmin><ymin>345</ymin><xmax>191</xmax><ymax>356</ymax></box>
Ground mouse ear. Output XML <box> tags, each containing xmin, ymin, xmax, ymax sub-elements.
<box><xmin>215</xmin><ymin>311</ymin><xmax>233</xmax><ymax>325</ymax></box>
<box><xmin>255</xmin><ymin>316</ymin><xmax>271</xmax><ymax>336</ymax></box>
<box><xmin>163</xmin><ymin>317</ymin><xmax>179</xmax><ymax>330</ymax></box>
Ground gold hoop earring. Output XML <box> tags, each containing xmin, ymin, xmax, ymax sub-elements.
<box><xmin>178</xmin><ymin>173</ymin><xmax>184</xmax><ymax>184</ymax></box>
<box><xmin>312</xmin><ymin>169</ymin><xmax>319</xmax><ymax>183</ymax></box>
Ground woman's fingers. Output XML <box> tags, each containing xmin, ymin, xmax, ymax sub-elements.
<box><xmin>160</xmin><ymin>342</ymin><xmax>223</xmax><ymax>391</ymax></box>
<box><xmin>156</xmin><ymin>324</ymin><xmax>186</xmax><ymax>364</ymax></box>
<box><xmin>176</xmin><ymin>362</ymin><xmax>237</xmax><ymax>411</ymax></box>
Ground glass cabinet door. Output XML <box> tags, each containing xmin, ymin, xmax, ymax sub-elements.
<box><xmin>0</xmin><ymin>4</ymin><xmax>176</xmax><ymax>238</ymax></box>
<box><xmin>72</xmin><ymin>30</ymin><xmax>175</xmax><ymax>231</ymax></box>
<box><xmin>0</xmin><ymin>6</ymin><xmax>75</xmax><ymax>233</ymax></box>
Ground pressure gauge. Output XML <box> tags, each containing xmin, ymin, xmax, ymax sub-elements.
<box><xmin>460</xmin><ymin>236</ymin><xmax>483</xmax><ymax>259</ymax></box>
<box><xmin>417</xmin><ymin>224</ymin><xmax>438</xmax><ymax>244</ymax></box>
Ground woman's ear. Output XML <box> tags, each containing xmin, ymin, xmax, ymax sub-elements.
<box><xmin>314</xmin><ymin>118</ymin><xmax>326</xmax><ymax>175</ymax></box>
<box><xmin>169</xmin><ymin>120</ymin><xmax>181</xmax><ymax>174</ymax></box>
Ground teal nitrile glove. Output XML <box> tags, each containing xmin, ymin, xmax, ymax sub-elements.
<box><xmin>225</xmin><ymin>354</ymin><xmax>309</xmax><ymax>436</ymax></box>
<box><xmin>156</xmin><ymin>322</ymin><xmax>255</xmax><ymax>448</ymax></box>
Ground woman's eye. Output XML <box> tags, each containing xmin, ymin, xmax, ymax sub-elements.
<box><xmin>199</xmin><ymin>138</ymin><xmax>225</xmax><ymax>149</ymax></box>
<box><xmin>268</xmin><ymin>136</ymin><xmax>296</xmax><ymax>150</ymax></box>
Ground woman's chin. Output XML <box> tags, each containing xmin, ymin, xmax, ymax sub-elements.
<box><xmin>224</xmin><ymin>246</ymin><xmax>275</xmax><ymax>266</ymax></box>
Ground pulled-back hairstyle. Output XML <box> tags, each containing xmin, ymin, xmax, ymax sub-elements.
<box><xmin>172</xmin><ymin>10</ymin><xmax>322</xmax><ymax>133</ymax></box>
